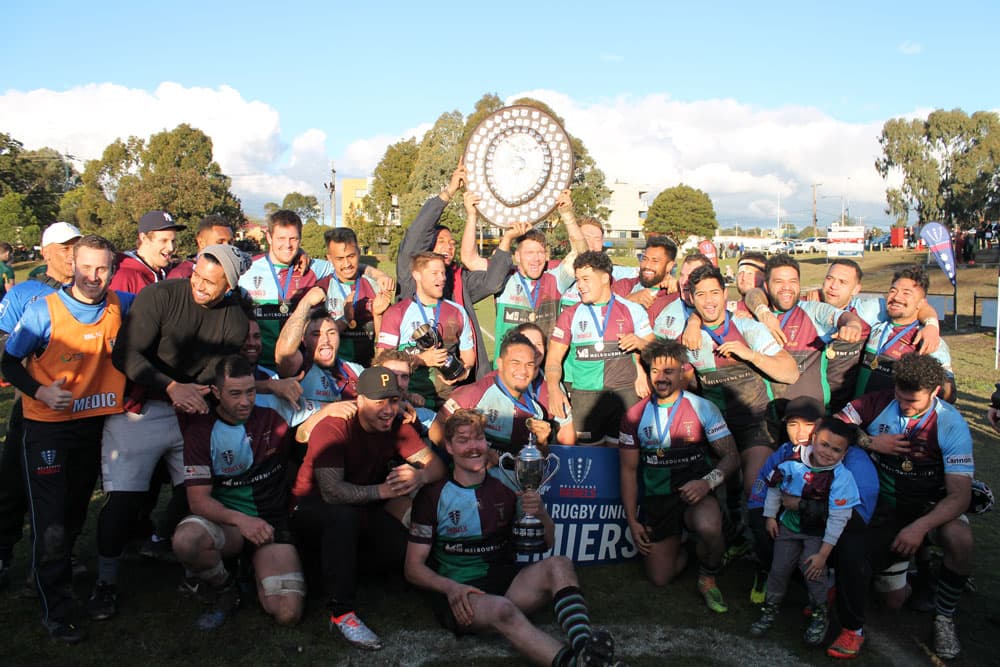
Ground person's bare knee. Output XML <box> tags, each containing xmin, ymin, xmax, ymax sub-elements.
<box><xmin>940</xmin><ymin>521</ymin><xmax>974</xmax><ymax>572</ymax></box>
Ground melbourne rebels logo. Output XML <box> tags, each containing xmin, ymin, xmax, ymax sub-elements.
<box><xmin>448</xmin><ymin>510</ymin><xmax>461</xmax><ymax>526</ymax></box>
<box><xmin>568</xmin><ymin>457</ymin><xmax>592</xmax><ymax>485</ymax></box>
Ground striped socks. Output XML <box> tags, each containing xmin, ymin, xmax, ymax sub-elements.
<box><xmin>553</xmin><ymin>586</ymin><xmax>592</xmax><ymax>652</ymax></box>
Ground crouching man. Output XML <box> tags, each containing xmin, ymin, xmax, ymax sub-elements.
<box><xmin>172</xmin><ymin>355</ymin><xmax>304</xmax><ymax>630</ymax></box>
<box><xmin>405</xmin><ymin>409</ymin><xmax>621</xmax><ymax>667</ymax></box>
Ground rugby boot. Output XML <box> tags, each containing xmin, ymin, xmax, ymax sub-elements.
<box><xmin>803</xmin><ymin>603</ymin><xmax>829</xmax><ymax>646</ymax></box>
<box><xmin>749</xmin><ymin>603</ymin><xmax>779</xmax><ymax>637</ymax></box>
<box><xmin>827</xmin><ymin>628</ymin><xmax>865</xmax><ymax>659</ymax></box>
<box><xmin>933</xmin><ymin>614</ymin><xmax>961</xmax><ymax>660</ymax></box>
<box><xmin>330</xmin><ymin>611</ymin><xmax>383</xmax><ymax>650</ymax></box>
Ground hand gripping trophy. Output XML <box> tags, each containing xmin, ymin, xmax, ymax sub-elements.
<box><xmin>497</xmin><ymin>434</ymin><xmax>560</xmax><ymax>554</ymax></box>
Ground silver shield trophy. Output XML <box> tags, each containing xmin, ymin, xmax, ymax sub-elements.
<box><xmin>463</xmin><ymin>105</ymin><xmax>575</xmax><ymax>228</ymax></box>
<box><xmin>498</xmin><ymin>436</ymin><xmax>560</xmax><ymax>554</ymax></box>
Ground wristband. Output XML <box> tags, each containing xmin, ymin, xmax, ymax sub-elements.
<box><xmin>922</xmin><ymin>317</ymin><xmax>939</xmax><ymax>328</ymax></box>
<box><xmin>702</xmin><ymin>468</ymin><xmax>725</xmax><ymax>490</ymax></box>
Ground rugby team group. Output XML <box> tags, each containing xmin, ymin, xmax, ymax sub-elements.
<box><xmin>0</xmin><ymin>162</ymin><xmax>985</xmax><ymax>664</ymax></box>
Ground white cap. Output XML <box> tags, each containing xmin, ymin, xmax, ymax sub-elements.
<box><xmin>41</xmin><ymin>222</ymin><xmax>82</xmax><ymax>247</ymax></box>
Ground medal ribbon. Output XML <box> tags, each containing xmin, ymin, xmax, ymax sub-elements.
<box><xmin>266</xmin><ymin>256</ymin><xmax>295</xmax><ymax>305</ymax></box>
<box><xmin>652</xmin><ymin>391</ymin><xmax>684</xmax><ymax>448</ymax></box>
<box><xmin>494</xmin><ymin>376</ymin><xmax>542</xmax><ymax>417</ymax></box>
<box><xmin>778</xmin><ymin>305</ymin><xmax>797</xmax><ymax>331</ymax></box>
<box><xmin>417</xmin><ymin>298</ymin><xmax>442</xmax><ymax>330</ymax></box>
<box><xmin>875</xmin><ymin>321</ymin><xmax>919</xmax><ymax>358</ymax></box>
<box><xmin>516</xmin><ymin>272</ymin><xmax>541</xmax><ymax>311</ymax></box>
<box><xmin>334</xmin><ymin>278</ymin><xmax>361</xmax><ymax>314</ymax></box>
<box><xmin>701</xmin><ymin>312</ymin><xmax>731</xmax><ymax>347</ymax></box>
<box><xmin>586</xmin><ymin>295</ymin><xmax>616</xmax><ymax>345</ymax></box>
<box><xmin>900</xmin><ymin>398</ymin><xmax>936</xmax><ymax>440</ymax></box>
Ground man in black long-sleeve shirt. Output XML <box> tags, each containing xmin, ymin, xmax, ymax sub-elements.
<box><xmin>396</xmin><ymin>163</ymin><xmax>513</xmax><ymax>379</ymax></box>
<box><xmin>87</xmin><ymin>245</ymin><xmax>250</xmax><ymax>623</ymax></box>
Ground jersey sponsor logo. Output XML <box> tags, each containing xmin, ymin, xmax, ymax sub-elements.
<box><xmin>946</xmin><ymin>454</ymin><xmax>973</xmax><ymax>466</ymax></box>
<box><xmin>552</xmin><ymin>326</ymin><xmax>565</xmax><ymax>339</ymax></box>
<box><xmin>184</xmin><ymin>465</ymin><xmax>211</xmax><ymax>480</ymax></box>
<box><xmin>82</xmin><ymin>332</ymin><xmax>102</xmax><ymax>341</ymax></box>
<box><xmin>834</xmin><ymin>498</ymin><xmax>848</xmax><ymax>506</ymax></box>
<box><xmin>618</xmin><ymin>433</ymin><xmax>634</xmax><ymax>446</ymax></box>
<box><xmin>61</xmin><ymin>352</ymin><xmax>84</xmax><ymax>362</ymax></box>
<box><xmin>706</xmin><ymin>422</ymin><xmax>727</xmax><ymax>437</ymax></box>
<box><xmin>72</xmin><ymin>392</ymin><xmax>117</xmax><ymax>413</ymax></box>
<box><xmin>378</xmin><ymin>332</ymin><xmax>399</xmax><ymax>347</ymax></box>
<box><xmin>839</xmin><ymin>404</ymin><xmax>861</xmax><ymax>424</ymax></box>
<box><xmin>442</xmin><ymin>398</ymin><xmax>460</xmax><ymax>415</ymax></box>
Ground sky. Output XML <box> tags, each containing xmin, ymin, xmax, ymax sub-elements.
<box><xmin>2</xmin><ymin>0</ymin><xmax>997</xmax><ymax>231</ymax></box>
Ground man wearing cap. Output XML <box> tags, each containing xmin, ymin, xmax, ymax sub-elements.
<box><xmin>110</xmin><ymin>210</ymin><xmax>187</xmax><ymax>293</ymax></box>
<box><xmin>167</xmin><ymin>214</ymin><xmax>235</xmax><ymax>280</ymax></box>
<box><xmin>89</xmin><ymin>244</ymin><xmax>250</xmax><ymax>622</ymax></box>
<box><xmin>289</xmin><ymin>366</ymin><xmax>445</xmax><ymax>649</ymax></box>
<box><xmin>0</xmin><ymin>221</ymin><xmax>81</xmax><ymax>589</ymax></box>
<box><xmin>1</xmin><ymin>234</ymin><xmax>132</xmax><ymax>642</ymax></box>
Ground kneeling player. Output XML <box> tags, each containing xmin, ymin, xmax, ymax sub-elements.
<box><xmin>618</xmin><ymin>339</ymin><xmax>739</xmax><ymax>612</ymax></box>
<box><xmin>172</xmin><ymin>356</ymin><xmax>304</xmax><ymax>630</ymax></box>
<box><xmin>405</xmin><ymin>410</ymin><xmax>620</xmax><ymax>667</ymax></box>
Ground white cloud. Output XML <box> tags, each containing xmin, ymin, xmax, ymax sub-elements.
<box><xmin>898</xmin><ymin>41</ymin><xmax>924</xmax><ymax>56</ymax></box>
<box><xmin>0</xmin><ymin>81</ymin><xmax>923</xmax><ymax>228</ymax></box>
<box><xmin>599</xmin><ymin>52</ymin><xmax>625</xmax><ymax>63</ymax></box>
<box><xmin>0</xmin><ymin>82</ymin><xmax>326</xmax><ymax>217</ymax></box>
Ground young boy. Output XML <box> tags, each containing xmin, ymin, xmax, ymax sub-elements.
<box><xmin>749</xmin><ymin>417</ymin><xmax>861</xmax><ymax>646</ymax></box>
<box><xmin>405</xmin><ymin>409</ymin><xmax>620</xmax><ymax>667</ymax></box>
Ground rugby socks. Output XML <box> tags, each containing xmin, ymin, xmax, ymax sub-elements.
<box><xmin>97</xmin><ymin>556</ymin><xmax>120</xmax><ymax>586</ymax></box>
<box><xmin>552</xmin><ymin>646</ymin><xmax>574</xmax><ymax>667</ymax></box>
<box><xmin>935</xmin><ymin>565</ymin><xmax>968</xmax><ymax>618</ymax></box>
<box><xmin>553</xmin><ymin>586</ymin><xmax>591</xmax><ymax>652</ymax></box>
<box><xmin>698</xmin><ymin>563</ymin><xmax>721</xmax><ymax>586</ymax></box>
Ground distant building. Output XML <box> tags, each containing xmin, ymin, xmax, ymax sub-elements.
<box><xmin>341</xmin><ymin>177</ymin><xmax>372</xmax><ymax>224</ymax></box>
<box><xmin>603</xmin><ymin>181</ymin><xmax>649</xmax><ymax>249</ymax></box>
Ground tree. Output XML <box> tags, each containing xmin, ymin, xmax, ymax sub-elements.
<box><xmin>281</xmin><ymin>192</ymin><xmax>320</xmax><ymax>224</ymax></box>
<box><xmin>0</xmin><ymin>192</ymin><xmax>40</xmax><ymax>245</ymax></box>
<box><xmin>876</xmin><ymin>109</ymin><xmax>1000</xmax><ymax>227</ymax></box>
<box><xmin>345</xmin><ymin>201</ymin><xmax>383</xmax><ymax>255</ymax></box>
<box><xmin>300</xmin><ymin>219</ymin><xmax>327</xmax><ymax>258</ymax></box>
<box><xmin>0</xmin><ymin>134</ymin><xmax>79</xmax><ymax>226</ymax></box>
<box><xmin>75</xmin><ymin>124</ymin><xmax>242</xmax><ymax>252</ymax></box>
<box><xmin>643</xmin><ymin>184</ymin><xmax>718</xmax><ymax>244</ymax></box>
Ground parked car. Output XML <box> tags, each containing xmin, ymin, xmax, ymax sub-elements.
<box><xmin>865</xmin><ymin>233</ymin><xmax>891</xmax><ymax>251</ymax></box>
<box><xmin>792</xmin><ymin>237</ymin><xmax>828</xmax><ymax>254</ymax></box>
<box><xmin>766</xmin><ymin>240</ymin><xmax>794</xmax><ymax>255</ymax></box>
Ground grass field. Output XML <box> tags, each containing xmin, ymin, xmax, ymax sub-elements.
<box><xmin>0</xmin><ymin>249</ymin><xmax>998</xmax><ymax>665</ymax></box>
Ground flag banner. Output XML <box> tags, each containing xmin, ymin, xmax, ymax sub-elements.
<box><xmin>920</xmin><ymin>222</ymin><xmax>957</xmax><ymax>286</ymax></box>
<box><xmin>698</xmin><ymin>240</ymin><xmax>718</xmax><ymax>267</ymax></box>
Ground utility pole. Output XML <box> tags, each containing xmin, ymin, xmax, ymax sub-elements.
<box><xmin>323</xmin><ymin>161</ymin><xmax>337</xmax><ymax>227</ymax></box>
<box><xmin>811</xmin><ymin>183</ymin><xmax>822</xmax><ymax>237</ymax></box>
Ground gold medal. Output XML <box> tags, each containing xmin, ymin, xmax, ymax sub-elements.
<box><xmin>528</xmin><ymin>312</ymin><xmax>537</xmax><ymax>323</ymax></box>
<box><xmin>901</xmin><ymin>459</ymin><xmax>914</xmax><ymax>473</ymax></box>
<box><xmin>869</xmin><ymin>358</ymin><xmax>879</xmax><ymax>370</ymax></box>
<box><xmin>278</xmin><ymin>302</ymin><xmax>290</xmax><ymax>315</ymax></box>
<box><xmin>349</xmin><ymin>320</ymin><xmax>357</xmax><ymax>329</ymax></box>
<box><xmin>594</xmin><ymin>341</ymin><xmax>605</xmax><ymax>352</ymax></box>
<box><xmin>826</xmin><ymin>347</ymin><xmax>836</xmax><ymax>360</ymax></box>
<box><xmin>656</xmin><ymin>448</ymin><xmax>665</xmax><ymax>459</ymax></box>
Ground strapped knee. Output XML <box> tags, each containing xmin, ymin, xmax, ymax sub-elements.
<box><xmin>177</xmin><ymin>515</ymin><xmax>226</xmax><ymax>551</ymax></box>
<box><xmin>260</xmin><ymin>572</ymin><xmax>306</xmax><ymax>597</ymax></box>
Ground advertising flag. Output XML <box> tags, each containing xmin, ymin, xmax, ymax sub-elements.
<box><xmin>919</xmin><ymin>222</ymin><xmax>957</xmax><ymax>286</ymax></box>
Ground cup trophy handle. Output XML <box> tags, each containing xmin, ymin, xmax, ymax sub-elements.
<box><xmin>497</xmin><ymin>452</ymin><xmax>520</xmax><ymax>490</ymax></box>
<box><xmin>537</xmin><ymin>453</ymin><xmax>560</xmax><ymax>492</ymax></box>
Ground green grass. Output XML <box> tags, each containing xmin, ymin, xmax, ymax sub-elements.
<box><xmin>1</xmin><ymin>250</ymin><xmax>999</xmax><ymax>664</ymax></box>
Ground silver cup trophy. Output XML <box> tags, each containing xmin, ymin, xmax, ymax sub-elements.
<box><xmin>411</xmin><ymin>324</ymin><xmax>465</xmax><ymax>381</ymax></box>
<box><xmin>498</xmin><ymin>436</ymin><xmax>560</xmax><ymax>554</ymax></box>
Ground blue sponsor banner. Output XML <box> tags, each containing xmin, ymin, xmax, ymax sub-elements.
<box><xmin>920</xmin><ymin>222</ymin><xmax>957</xmax><ymax>286</ymax></box>
<box><xmin>529</xmin><ymin>445</ymin><xmax>638</xmax><ymax>565</ymax></box>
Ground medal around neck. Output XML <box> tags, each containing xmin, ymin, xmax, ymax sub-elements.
<box><xmin>497</xmin><ymin>436</ymin><xmax>560</xmax><ymax>554</ymax></box>
<box><xmin>463</xmin><ymin>106</ymin><xmax>575</xmax><ymax>228</ymax></box>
